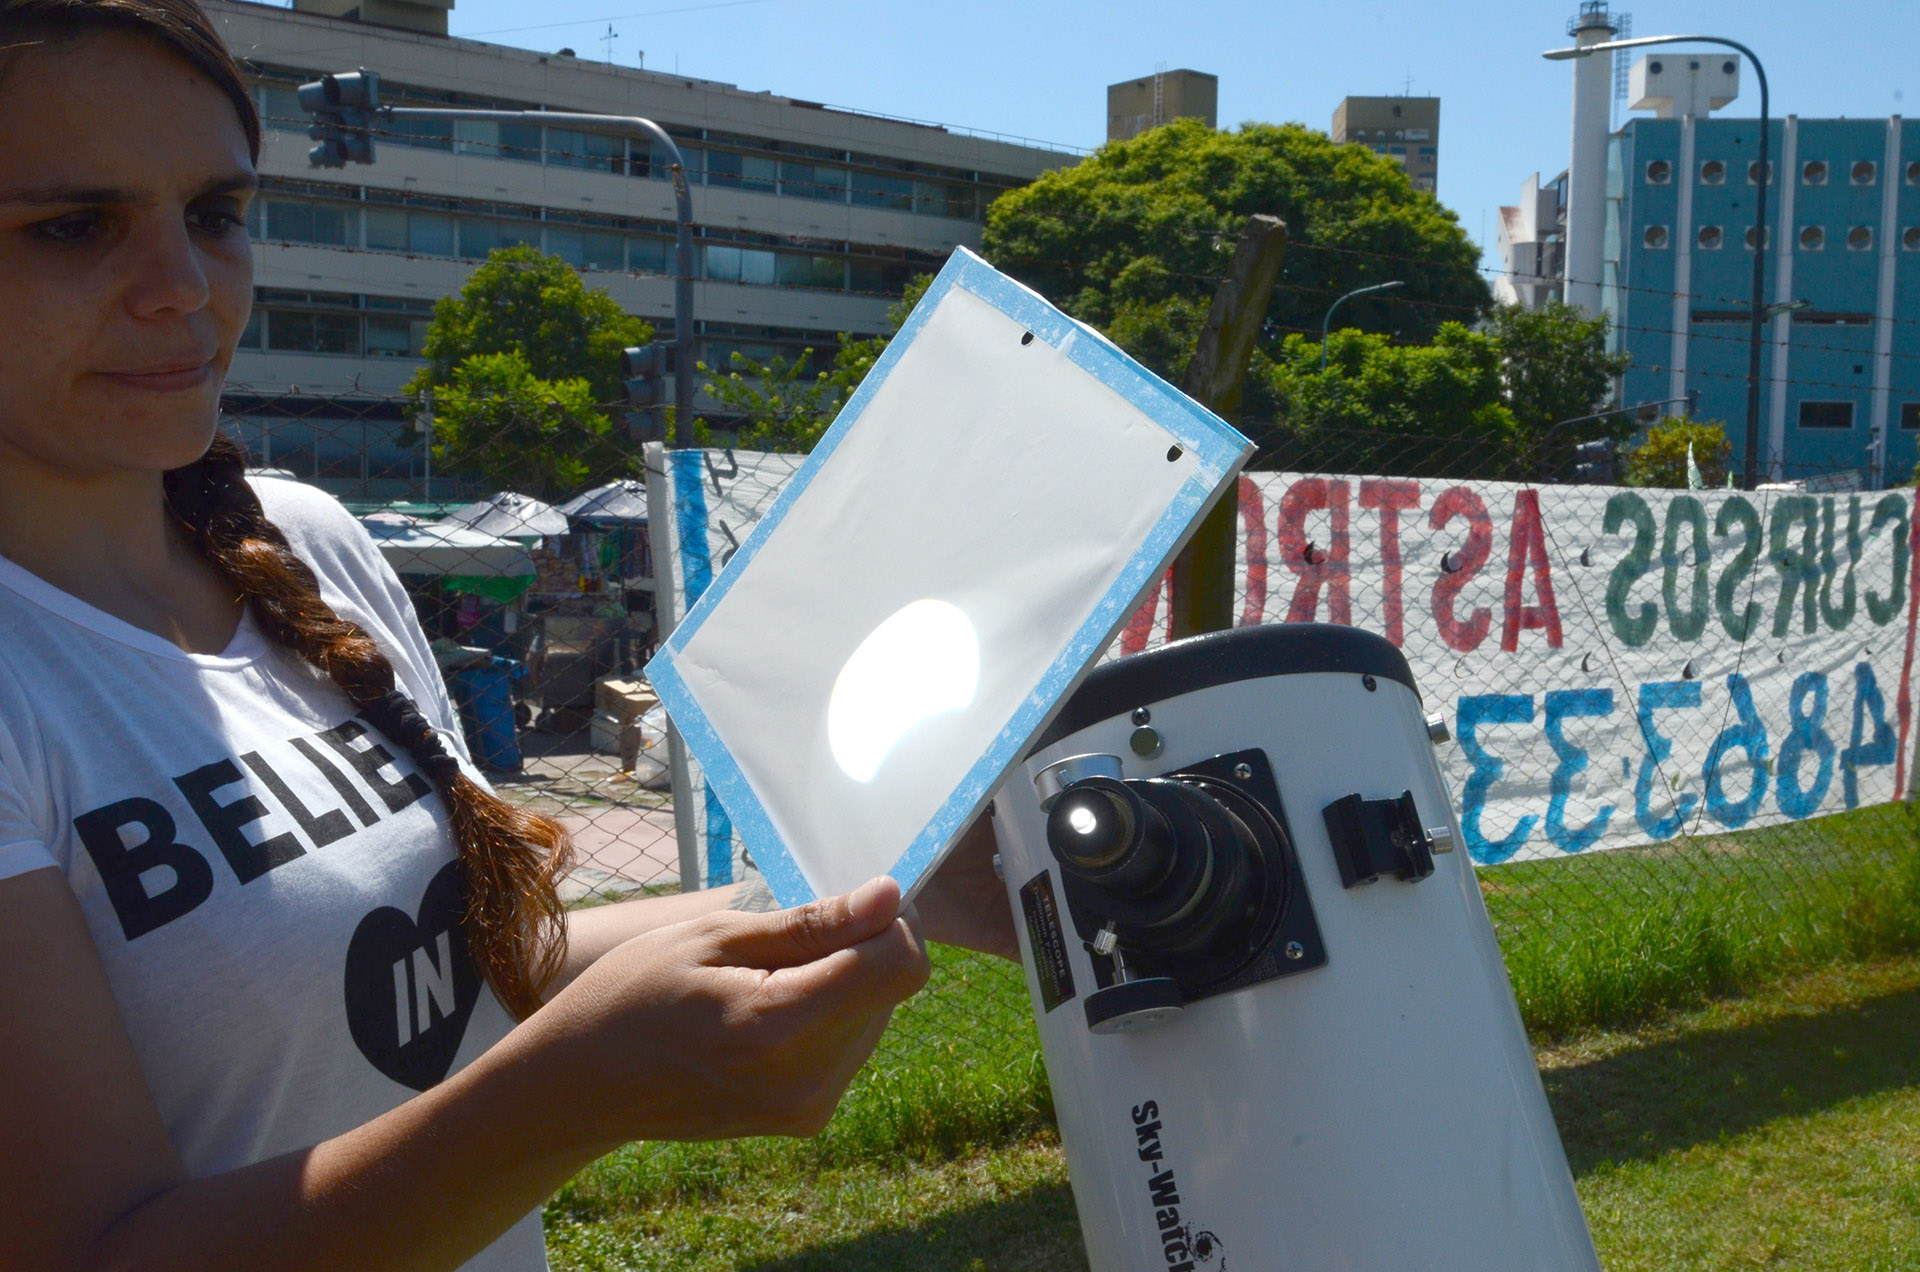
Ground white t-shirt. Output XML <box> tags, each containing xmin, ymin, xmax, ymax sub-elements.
<box><xmin>0</xmin><ymin>477</ymin><xmax>546</xmax><ymax>1271</ymax></box>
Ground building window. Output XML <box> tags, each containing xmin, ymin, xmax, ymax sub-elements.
<box><xmin>1747</xmin><ymin>160</ymin><xmax>1772</xmax><ymax>185</ymax></box>
<box><xmin>774</xmin><ymin>253</ymin><xmax>847</xmax><ymax>289</ymax></box>
<box><xmin>850</xmin><ymin>170</ymin><xmax>914</xmax><ymax>211</ymax></box>
<box><xmin>1904</xmin><ymin>226</ymin><xmax>1920</xmax><ymax>251</ymax></box>
<box><xmin>1848</xmin><ymin>225</ymin><xmax>1874</xmax><ymax>251</ymax></box>
<box><xmin>1908</xmin><ymin>160</ymin><xmax>1920</xmax><ymax>185</ymax></box>
<box><xmin>452</xmin><ymin>119</ymin><xmax>542</xmax><ymax>162</ymax></box>
<box><xmin>1643</xmin><ymin>224</ymin><xmax>1670</xmax><ymax>249</ymax></box>
<box><xmin>365</xmin><ymin>207</ymin><xmax>455</xmax><ymax>257</ymax></box>
<box><xmin>457</xmin><ymin>218</ymin><xmax>539</xmax><ymax>259</ymax></box>
<box><xmin>1745</xmin><ymin>225</ymin><xmax>1769</xmax><ymax>250</ymax></box>
<box><xmin>259</xmin><ymin>84</ymin><xmax>305</xmax><ymax>135</ymax></box>
<box><xmin>1802</xmin><ymin>159</ymin><xmax>1829</xmax><ymax>185</ymax></box>
<box><xmin>1700</xmin><ymin>159</ymin><xmax>1726</xmax><ymax>184</ymax></box>
<box><xmin>1799</xmin><ymin>225</ymin><xmax>1825</xmax><ymax>251</ymax></box>
<box><xmin>364</xmin><ymin>314</ymin><xmax>428</xmax><ymax>358</ymax></box>
<box><xmin>546</xmin><ymin>128</ymin><xmax>624</xmax><ymax>174</ymax></box>
<box><xmin>546</xmin><ymin>227</ymin><xmax>625</xmax><ymax>272</ymax></box>
<box><xmin>267</xmin><ymin>310</ymin><xmax>361</xmax><ymax>356</ymax></box>
<box><xmin>780</xmin><ymin>161</ymin><xmax>846</xmax><ymax>203</ymax></box>
<box><xmin>703</xmin><ymin>244</ymin><xmax>776</xmax><ymax>286</ymax></box>
<box><xmin>706</xmin><ymin>150</ymin><xmax>778</xmax><ymax>193</ymax></box>
<box><xmin>1798</xmin><ymin>401</ymin><xmax>1855</xmax><ymax>430</ymax></box>
<box><xmin>1851</xmin><ymin>160</ymin><xmax>1877</xmax><ymax>185</ymax></box>
<box><xmin>263</xmin><ymin>199</ymin><xmax>356</xmax><ymax>247</ymax></box>
<box><xmin>1646</xmin><ymin>159</ymin><xmax>1672</xmax><ymax>184</ymax></box>
<box><xmin>1697</xmin><ymin>225</ymin><xmax>1724</xmax><ymax>250</ymax></box>
<box><xmin>1901</xmin><ymin>402</ymin><xmax>1920</xmax><ymax>431</ymax></box>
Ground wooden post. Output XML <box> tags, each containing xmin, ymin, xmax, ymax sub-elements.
<box><xmin>1169</xmin><ymin>214</ymin><xmax>1288</xmax><ymax>639</ymax></box>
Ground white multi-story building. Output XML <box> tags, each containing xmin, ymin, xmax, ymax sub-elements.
<box><xmin>1493</xmin><ymin>170</ymin><xmax>1567</xmax><ymax>310</ymax></box>
<box><xmin>203</xmin><ymin>0</ymin><xmax>1074</xmax><ymax>494</ymax></box>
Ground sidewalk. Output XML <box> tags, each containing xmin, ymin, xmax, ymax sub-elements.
<box><xmin>559</xmin><ymin>802</ymin><xmax>681</xmax><ymax>899</ymax></box>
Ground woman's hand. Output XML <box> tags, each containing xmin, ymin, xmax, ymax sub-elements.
<box><xmin>912</xmin><ymin>815</ymin><xmax>1020</xmax><ymax>961</ymax></box>
<box><xmin>530</xmin><ymin>875</ymin><xmax>930</xmax><ymax>1145</ymax></box>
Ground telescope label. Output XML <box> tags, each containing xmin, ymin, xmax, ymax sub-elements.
<box><xmin>1019</xmin><ymin>871</ymin><xmax>1077</xmax><ymax>1012</ymax></box>
<box><xmin>1127</xmin><ymin>1102</ymin><xmax>1223</xmax><ymax>1269</ymax></box>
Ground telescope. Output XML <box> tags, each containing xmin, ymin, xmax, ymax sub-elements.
<box><xmin>989</xmin><ymin>623</ymin><xmax>1600</xmax><ymax>1271</ymax></box>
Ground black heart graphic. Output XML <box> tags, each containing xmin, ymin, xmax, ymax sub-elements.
<box><xmin>344</xmin><ymin>861</ymin><xmax>481</xmax><ymax>1091</ymax></box>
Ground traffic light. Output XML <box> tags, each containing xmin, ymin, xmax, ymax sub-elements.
<box><xmin>622</xmin><ymin>342</ymin><xmax>669</xmax><ymax>442</ymax></box>
<box><xmin>299</xmin><ymin>69</ymin><xmax>380</xmax><ymax>168</ymax></box>
<box><xmin>1574</xmin><ymin>438</ymin><xmax>1616</xmax><ymax>485</ymax></box>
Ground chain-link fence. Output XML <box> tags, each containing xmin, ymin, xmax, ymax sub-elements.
<box><xmin>225</xmin><ymin>392</ymin><xmax>1920</xmax><ymax>1066</ymax></box>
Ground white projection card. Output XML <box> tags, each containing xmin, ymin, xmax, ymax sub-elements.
<box><xmin>646</xmin><ymin>248</ymin><xmax>1252</xmax><ymax>908</ymax></box>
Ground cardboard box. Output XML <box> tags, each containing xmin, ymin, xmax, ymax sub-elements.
<box><xmin>593</xmin><ymin>676</ymin><xmax>658</xmax><ymax>726</ymax></box>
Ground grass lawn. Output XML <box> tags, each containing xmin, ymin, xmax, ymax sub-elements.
<box><xmin>544</xmin><ymin>799</ymin><xmax>1920</xmax><ymax>1269</ymax></box>
<box><xmin>549</xmin><ymin>952</ymin><xmax>1920</xmax><ymax>1270</ymax></box>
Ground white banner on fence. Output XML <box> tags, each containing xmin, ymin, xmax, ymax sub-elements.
<box><xmin>657</xmin><ymin>452</ymin><xmax>1920</xmax><ymax>872</ymax></box>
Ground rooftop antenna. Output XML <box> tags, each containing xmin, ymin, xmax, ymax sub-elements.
<box><xmin>599</xmin><ymin>22</ymin><xmax>617</xmax><ymax>64</ymax></box>
<box><xmin>1401</xmin><ymin>69</ymin><xmax>1414</xmax><ymax>96</ymax></box>
<box><xmin>1610</xmin><ymin>11</ymin><xmax>1633</xmax><ymax>129</ymax></box>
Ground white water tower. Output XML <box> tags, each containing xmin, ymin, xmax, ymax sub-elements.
<box><xmin>1563</xmin><ymin>1</ymin><xmax>1619</xmax><ymax>313</ymax></box>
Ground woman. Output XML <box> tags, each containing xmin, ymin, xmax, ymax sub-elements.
<box><xmin>0</xmin><ymin>2</ymin><xmax>1013</xmax><ymax>1267</ymax></box>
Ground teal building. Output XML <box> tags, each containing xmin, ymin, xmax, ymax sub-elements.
<box><xmin>1605</xmin><ymin>114</ymin><xmax>1920</xmax><ymax>485</ymax></box>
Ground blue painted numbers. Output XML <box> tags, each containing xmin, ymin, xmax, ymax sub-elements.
<box><xmin>1454</xmin><ymin>662</ymin><xmax>1898</xmax><ymax>862</ymax></box>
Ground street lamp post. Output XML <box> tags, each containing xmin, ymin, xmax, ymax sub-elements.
<box><xmin>1320</xmin><ymin>280</ymin><xmax>1405</xmax><ymax>370</ymax></box>
<box><xmin>1544</xmin><ymin>33</ymin><xmax>1770</xmax><ymax>489</ymax></box>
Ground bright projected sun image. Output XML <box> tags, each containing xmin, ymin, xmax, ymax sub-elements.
<box><xmin>827</xmin><ymin>599</ymin><xmax>981</xmax><ymax>783</ymax></box>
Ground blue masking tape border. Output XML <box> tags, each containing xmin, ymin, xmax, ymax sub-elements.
<box><xmin>647</xmin><ymin>247</ymin><xmax>1250</xmax><ymax>907</ymax></box>
<box><xmin>668</xmin><ymin>449</ymin><xmax>734</xmax><ymax>886</ymax></box>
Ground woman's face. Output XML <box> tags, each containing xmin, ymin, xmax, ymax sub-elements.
<box><xmin>0</xmin><ymin>29</ymin><xmax>254</xmax><ymax>483</ymax></box>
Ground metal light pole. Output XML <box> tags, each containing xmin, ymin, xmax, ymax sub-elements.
<box><xmin>1544</xmin><ymin>33</ymin><xmax>1770</xmax><ymax>489</ymax></box>
<box><xmin>302</xmin><ymin>79</ymin><xmax>698</xmax><ymax>443</ymax></box>
<box><xmin>1320</xmin><ymin>280</ymin><xmax>1404</xmax><ymax>370</ymax></box>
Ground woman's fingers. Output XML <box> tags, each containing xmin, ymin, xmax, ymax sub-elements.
<box><xmin>707</xmin><ymin>876</ymin><xmax>905</xmax><ymax>971</ymax></box>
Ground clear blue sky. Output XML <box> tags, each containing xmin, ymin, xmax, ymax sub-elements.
<box><xmin>440</xmin><ymin>0</ymin><xmax>1914</xmax><ymax>277</ymax></box>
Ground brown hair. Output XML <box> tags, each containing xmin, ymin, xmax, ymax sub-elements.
<box><xmin>5</xmin><ymin>0</ymin><xmax>572</xmax><ymax>1018</ymax></box>
<box><xmin>1</xmin><ymin>0</ymin><xmax>261</xmax><ymax>161</ymax></box>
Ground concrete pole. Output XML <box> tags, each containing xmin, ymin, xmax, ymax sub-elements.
<box><xmin>1563</xmin><ymin>8</ymin><xmax>1619</xmax><ymax>313</ymax></box>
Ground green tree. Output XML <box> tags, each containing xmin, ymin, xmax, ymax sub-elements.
<box><xmin>1624</xmin><ymin>418</ymin><xmax>1733</xmax><ymax>489</ymax></box>
<box><xmin>1257</xmin><ymin>324</ymin><xmax>1522</xmax><ymax>475</ymax></box>
<box><xmin>424</xmin><ymin>352</ymin><xmax>606</xmax><ymax>498</ymax></box>
<box><xmin>697</xmin><ymin>277</ymin><xmax>929</xmax><ymax>453</ymax></box>
<box><xmin>1484</xmin><ymin>300</ymin><xmax>1631</xmax><ymax>475</ymax></box>
<box><xmin>405</xmin><ymin>246</ymin><xmax>651</xmax><ymax>494</ymax></box>
<box><xmin>980</xmin><ymin>118</ymin><xmax>1490</xmax><ymax>383</ymax></box>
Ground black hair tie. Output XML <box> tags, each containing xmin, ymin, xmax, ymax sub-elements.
<box><xmin>361</xmin><ymin>689</ymin><xmax>462</xmax><ymax>785</ymax></box>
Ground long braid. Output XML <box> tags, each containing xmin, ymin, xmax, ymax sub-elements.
<box><xmin>165</xmin><ymin>434</ymin><xmax>571</xmax><ymax>1019</ymax></box>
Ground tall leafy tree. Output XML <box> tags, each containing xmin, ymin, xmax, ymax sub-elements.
<box><xmin>405</xmin><ymin>246</ymin><xmax>651</xmax><ymax>496</ymax></box>
<box><xmin>981</xmin><ymin>118</ymin><xmax>1491</xmax><ymax>382</ymax></box>
<box><xmin>1256</xmin><ymin>324</ymin><xmax>1522</xmax><ymax>476</ymax></box>
<box><xmin>1484</xmin><ymin>300</ymin><xmax>1631</xmax><ymax>475</ymax></box>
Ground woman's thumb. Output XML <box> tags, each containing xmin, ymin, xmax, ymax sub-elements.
<box><xmin>729</xmin><ymin>875</ymin><xmax>902</xmax><ymax>968</ymax></box>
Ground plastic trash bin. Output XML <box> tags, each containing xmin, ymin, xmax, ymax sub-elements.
<box><xmin>447</xmin><ymin>658</ymin><xmax>524</xmax><ymax>772</ymax></box>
